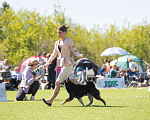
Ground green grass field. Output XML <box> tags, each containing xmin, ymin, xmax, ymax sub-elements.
<box><xmin>0</xmin><ymin>87</ymin><xmax>150</xmax><ymax>120</ymax></box>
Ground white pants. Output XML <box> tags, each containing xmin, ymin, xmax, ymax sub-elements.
<box><xmin>56</xmin><ymin>66</ymin><xmax>73</xmax><ymax>83</ymax></box>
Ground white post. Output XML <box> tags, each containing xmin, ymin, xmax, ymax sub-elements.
<box><xmin>148</xmin><ymin>86</ymin><xmax>150</xmax><ymax>91</ymax></box>
<box><xmin>0</xmin><ymin>83</ymin><xmax>7</xmax><ymax>102</ymax></box>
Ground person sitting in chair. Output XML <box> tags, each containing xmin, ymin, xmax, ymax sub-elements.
<box><xmin>2</xmin><ymin>59</ymin><xmax>12</xmax><ymax>70</ymax></box>
<box><xmin>109</xmin><ymin>65</ymin><xmax>120</xmax><ymax>78</ymax></box>
<box><xmin>10</xmin><ymin>67</ymin><xmax>22</xmax><ymax>90</ymax></box>
<box><xmin>128</xmin><ymin>58</ymin><xmax>137</xmax><ymax>72</ymax></box>
<box><xmin>99</xmin><ymin>64</ymin><xmax>107</xmax><ymax>76</ymax></box>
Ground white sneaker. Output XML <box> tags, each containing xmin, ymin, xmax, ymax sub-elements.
<box><xmin>23</xmin><ymin>95</ymin><xmax>28</xmax><ymax>101</ymax></box>
<box><xmin>30</xmin><ymin>96</ymin><xmax>35</xmax><ymax>100</ymax></box>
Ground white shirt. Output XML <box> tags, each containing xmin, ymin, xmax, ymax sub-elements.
<box><xmin>146</xmin><ymin>69</ymin><xmax>150</xmax><ymax>75</ymax></box>
<box><xmin>37</xmin><ymin>57</ymin><xmax>44</xmax><ymax>65</ymax></box>
<box><xmin>129</xmin><ymin>62</ymin><xmax>137</xmax><ymax>71</ymax></box>
<box><xmin>11</xmin><ymin>71</ymin><xmax>22</xmax><ymax>81</ymax></box>
<box><xmin>2</xmin><ymin>64</ymin><xmax>12</xmax><ymax>69</ymax></box>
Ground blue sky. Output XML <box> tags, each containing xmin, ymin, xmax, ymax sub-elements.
<box><xmin>2</xmin><ymin>0</ymin><xmax>150</xmax><ymax>30</ymax></box>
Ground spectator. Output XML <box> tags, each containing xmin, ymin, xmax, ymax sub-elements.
<box><xmin>0</xmin><ymin>60</ymin><xmax>3</xmax><ymax>70</ymax></box>
<box><xmin>10</xmin><ymin>67</ymin><xmax>22</xmax><ymax>90</ymax></box>
<box><xmin>119</xmin><ymin>69</ymin><xmax>126</xmax><ymax>78</ymax></box>
<box><xmin>106</xmin><ymin>61</ymin><xmax>111</xmax><ymax>77</ymax></box>
<box><xmin>128</xmin><ymin>58</ymin><xmax>137</xmax><ymax>72</ymax></box>
<box><xmin>104</xmin><ymin>59</ymin><xmax>108</xmax><ymax>65</ymax></box>
<box><xmin>2</xmin><ymin>59</ymin><xmax>12</xmax><ymax>70</ymax></box>
<box><xmin>37</xmin><ymin>52</ymin><xmax>44</xmax><ymax>65</ymax></box>
<box><xmin>99</xmin><ymin>64</ymin><xmax>107</xmax><ymax>76</ymax></box>
<box><xmin>146</xmin><ymin>66</ymin><xmax>150</xmax><ymax>80</ymax></box>
<box><xmin>16</xmin><ymin>59</ymin><xmax>43</xmax><ymax>101</ymax></box>
<box><xmin>128</xmin><ymin>80</ymin><xmax>149</xmax><ymax>87</ymax></box>
<box><xmin>46</xmin><ymin>53</ymin><xmax>57</xmax><ymax>89</ymax></box>
<box><xmin>37</xmin><ymin>52</ymin><xmax>45</xmax><ymax>81</ymax></box>
<box><xmin>109</xmin><ymin>65</ymin><xmax>120</xmax><ymax>78</ymax></box>
<box><xmin>42</xmin><ymin>52</ymin><xmax>47</xmax><ymax>58</ymax></box>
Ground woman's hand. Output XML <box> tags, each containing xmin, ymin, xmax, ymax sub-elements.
<box><xmin>44</xmin><ymin>64</ymin><xmax>48</xmax><ymax>73</ymax></box>
<box><xmin>54</xmin><ymin>66</ymin><xmax>58</xmax><ymax>71</ymax></box>
<box><xmin>80</xmin><ymin>54</ymin><xmax>84</xmax><ymax>58</ymax></box>
<box><xmin>46</xmin><ymin>69</ymin><xmax>48</xmax><ymax>73</ymax></box>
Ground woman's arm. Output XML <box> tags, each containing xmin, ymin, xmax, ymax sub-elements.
<box><xmin>69</xmin><ymin>39</ymin><xmax>81</xmax><ymax>57</ymax></box>
<box><xmin>25</xmin><ymin>70</ymin><xmax>39</xmax><ymax>86</ymax></box>
<box><xmin>46</xmin><ymin>42</ymin><xmax>58</xmax><ymax>67</ymax></box>
<box><xmin>24</xmin><ymin>70</ymin><xmax>34</xmax><ymax>86</ymax></box>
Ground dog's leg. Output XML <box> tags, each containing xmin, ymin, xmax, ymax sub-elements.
<box><xmin>86</xmin><ymin>94</ymin><xmax>93</xmax><ymax>106</ymax></box>
<box><xmin>90</xmin><ymin>90</ymin><xmax>106</xmax><ymax>106</ymax></box>
<box><xmin>77</xmin><ymin>98</ymin><xmax>85</xmax><ymax>106</ymax></box>
<box><xmin>61</xmin><ymin>97</ymin><xmax>73</xmax><ymax>105</ymax></box>
<box><xmin>94</xmin><ymin>95</ymin><xmax>106</xmax><ymax>106</ymax></box>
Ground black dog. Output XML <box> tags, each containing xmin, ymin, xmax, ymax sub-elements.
<box><xmin>61</xmin><ymin>80</ymin><xmax>106</xmax><ymax>106</ymax></box>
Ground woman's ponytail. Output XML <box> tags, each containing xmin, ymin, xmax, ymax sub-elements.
<box><xmin>66</xmin><ymin>25</ymin><xmax>70</xmax><ymax>29</ymax></box>
<box><xmin>57</xmin><ymin>25</ymin><xmax>70</xmax><ymax>33</ymax></box>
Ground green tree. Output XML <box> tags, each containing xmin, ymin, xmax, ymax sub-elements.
<box><xmin>0</xmin><ymin>2</ymin><xmax>150</xmax><ymax>68</ymax></box>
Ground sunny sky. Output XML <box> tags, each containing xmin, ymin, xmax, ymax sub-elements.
<box><xmin>1</xmin><ymin>0</ymin><xmax>150</xmax><ymax>30</ymax></box>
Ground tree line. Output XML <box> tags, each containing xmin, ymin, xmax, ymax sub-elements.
<box><xmin>0</xmin><ymin>2</ymin><xmax>150</xmax><ymax>67</ymax></box>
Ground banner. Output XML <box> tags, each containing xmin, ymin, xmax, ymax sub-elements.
<box><xmin>97</xmin><ymin>78</ymin><xmax>125</xmax><ymax>89</ymax></box>
<box><xmin>0</xmin><ymin>83</ymin><xmax>7</xmax><ymax>102</ymax></box>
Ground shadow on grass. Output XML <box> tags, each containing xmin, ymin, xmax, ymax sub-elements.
<box><xmin>58</xmin><ymin>105</ymin><xmax>106</xmax><ymax>108</ymax></box>
<box><xmin>34</xmin><ymin>98</ymin><xmax>64</xmax><ymax>101</ymax></box>
<box><xmin>7</xmin><ymin>98</ymin><xmax>64</xmax><ymax>102</ymax></box>
<box><xmin>91</xmin><ymin>105</ymin><xmax>127</xmax><ymax>107</ymax></box>
<box><xmin>7</xmin><ymin>100</ymin><xmax>127</xmax><ymax>108</ymax></box>
<box><xmin>42</xmin><ymin>105</ymin><xmax>127</xmax><ymax>108</ymax></box>
<box><xmin>42</xmin><ymin>104</ymin><xmax>127</xmax><ymax>108</ymax></box>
